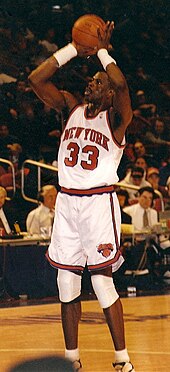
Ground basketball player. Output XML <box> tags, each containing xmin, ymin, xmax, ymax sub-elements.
<box><xmin>29</xmin><ymin>21</ymin><xmax>135</xmax><ymax>372</ymax></box>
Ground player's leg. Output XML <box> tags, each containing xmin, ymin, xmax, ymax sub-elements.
<box><xmin>57</xmin><ymin>269</ymin><xmax>83</xmax><ymax>370</ymax></box>
<box><xmin>91</xmin><ymin>266</ymin><xmax>135</xmax><ymax>371</ymax></box>
<box><xmin>61</xmin><ymin>298</ymin><xmax>81</xmax><ymax>349</ymax></box>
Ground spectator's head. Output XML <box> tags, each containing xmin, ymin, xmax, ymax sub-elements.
<box><xmin>116</xmin><ymin>188</ymin><xmax>129</xmax><ymax>208</ymax></box>
<box><xmin>0</xmin><ymin>123</ymin><xmax>9</xmax><ymax>138</ymax></box>
<box><xmin>131</xmin><ymin>166</ymin><xmax>144</xmax><ymax>186</ymax></box>
<box><xmin>138</xmin><ymin>186</ymin><xmax>155</xmax><ymax>209</ymax></box>
<box><xmin>38</xmin><ymin>185</ymin><xmax>57</xmax><ymax>209</ymax></box>
<box><xmin>133</xmin><ymin>141</ymin><xmax>146</xmax><ymax>157</ymax></box>
<box><xmin>135</xmin><ymin>90</ymin><xmax>146</xmax><ymax>105</ymax></box>
<box><xmin>146</xmin><ymin>167</ymin><xmax>160</xmax><ymax>189</ymax></box>
<box><xmin>7</xmin><ymin>143</ymin><xmax>22</xmax><ymax>156</ymax></box>
<box><xmin>0</xmin><ymin>186</ymin><xmax>7</xmax><ymax>208</ymax></box>
<box><xmin>154</xmin><ymin>118</ymin><xmax>165</xmax><ymax>135</ymax></box>
<box><xmin>135</xmin><ymin>156</ymin><xmax>148</xmax><ymax>170</ymax></box>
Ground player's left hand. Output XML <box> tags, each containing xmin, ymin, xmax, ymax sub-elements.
<box><xmin>97</xmin><ymin>21</ymin><xmax>114</xmax><ymax>51</ymax></box>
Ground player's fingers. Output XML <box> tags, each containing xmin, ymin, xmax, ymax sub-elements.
<box><xmin>106</xmin><ymin>21</ymin><xmax>114</xmax><ymax>39</ymax></box>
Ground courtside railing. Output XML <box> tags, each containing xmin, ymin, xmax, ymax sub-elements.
<box><xmin>21</xmin><ymin>159</ymin><xmax>58</xmax><ymax>204</ymax></box>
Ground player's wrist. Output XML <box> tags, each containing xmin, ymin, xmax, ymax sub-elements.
<box><xmin>97</xmin><ymin>48</ymin><xmax>117</xmax><ymax>70</ymax></box>
<box><xmin>53</xmin><ymin>43</ymin><xmax>77</xmax><ymax>67</ymax></box>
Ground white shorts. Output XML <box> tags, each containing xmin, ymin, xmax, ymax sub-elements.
<box><xmin>46</xmin><ymin>190</ymin><xmax>124</xmax><ymax>272</ymax></box>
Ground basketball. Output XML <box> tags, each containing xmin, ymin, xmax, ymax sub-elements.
<box><xmin>72</xmin><ymin>14</ymin><xmax>106</xmax><ymax>55</ymax></box>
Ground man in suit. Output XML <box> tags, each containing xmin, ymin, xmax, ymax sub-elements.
<box><xmin>123</xmin><ymin>186</ymin><xmax>158</xmax><ymax>231</ymax></box>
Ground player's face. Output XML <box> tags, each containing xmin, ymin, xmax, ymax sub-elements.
<box><xmin>84</xmin><ymin>72</ymin><xmax>111</xmax><ymax>103</ymax></box>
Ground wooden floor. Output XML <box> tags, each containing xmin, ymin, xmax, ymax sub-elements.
<box><xmin>0</xmin><ymin>294</ymin><xmax>170</xmax><ymax>372</ymax></box>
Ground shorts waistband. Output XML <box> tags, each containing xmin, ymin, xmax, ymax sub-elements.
<box><xmin>60</xmin><ymin>185</ymin><xmax>116</xmax><ymax>196</ymax></box>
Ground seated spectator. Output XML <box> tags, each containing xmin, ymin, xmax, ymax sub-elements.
<box><xmin>145</xmin><ymin>117</ymin><xmax>170</xmax><ymax>146</ymax></box>
<box><xmin>26</xmin><ymin>185</ymin><xmax>57</xmax><ymax>236</ymax></box>
<box><xmin>0</xmin><ymin>121</ymin><xmax>20</xmax><ymax>160</ymax></box>
<box><xmin>146</xmin><ymin>167</ymin><xmax>168</xmax><ymax>211</ymax></box>
<box><xmin>0</xmin><ymin>186</ymin><xmax>19</xmax><ymax>235</ymax></box>
<box><xmin>134</xmin><ymin>156</ymin><xmax>148</xmax><ymax>180</ymax></box>
<box><xmin>123</xmin><ymin>186</ymin><xmax>158</xmax><ymax>231</ymax></box>
<box><xmin>159</xmin><ymin>149</ymin><xmax>170</xmax><ymax>186</ymax></box>
<box><xmin>116</xmin><ymin>189</ymin><xmax>132</xmax><ymax>224</ymax></box>
<box><xmin>133</xmin><ymin>140</ymin><xmax>159</xmax><ymax>167</ymax></box>
<box><xmin>147</xmin><ymin>167</ymin><xmax>167</xmax><ymax>194</ymax></box>
<box><xmin>7</xmin><ymin>143</ymin><xmax>23</xmax><ymax>171</ymax></box>
<box><xmin>120</xmin><ymin>166</ymin><xmax>151</xmax><ymax>203</ymax></box>
<box><xmin>145</xmin><ymin>117</ymin><xmax>170</xmax><ymax>164</ymax></box>
<box><xmin>133</xmin><ymin>90</ymin><xmax>157</xmax><ymax>119</ymax></box>
<box><xmin>39</xmin><ymin>27</ymin><xmax>58</xmax><ymax>54</ymax></box>
<box><xmin>134</xmin><ymin>156</ymin><xmax>148</xmax><ymax>173</ymax></box>
<box><xmin>132</xmin><ymin>67</ymin><xmax>159</xmax><ymax>102</ymax></box>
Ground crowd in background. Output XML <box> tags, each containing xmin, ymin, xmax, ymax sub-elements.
<box><xmin>0</xmin><ymin>0</ymin><xmax>170</xmax><ymax>231</ymax></box>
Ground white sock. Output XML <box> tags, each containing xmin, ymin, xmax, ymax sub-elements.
<box><xmin>65</xmin><ymin>348</ymin><xmax>79</xmax><ymax>362</ymax></box>
<box><xmin>115</xmin><ymin>348</ymin><xmax>130</xmax><ymax>363</ymax></box>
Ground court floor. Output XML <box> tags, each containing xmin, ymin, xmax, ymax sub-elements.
<box><xmin>0</xmin><ymin>293</ymin><xmax>170</xmax><ymax>371</ymax></box>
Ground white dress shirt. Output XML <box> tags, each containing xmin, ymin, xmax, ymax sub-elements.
<box><xmin>26</xmin><ymin>204</ymin><xmax>55</xmax><ymax>235</ymax></box>
<box><xmin>123</xmin><ymin>203</ymin><xmax>158</xmax><ymax>231</ymax></box>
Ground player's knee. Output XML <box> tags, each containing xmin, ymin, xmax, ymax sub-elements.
<box><xmin>57</xmin><ymin>269</ymin><xmax>82</xmax><ymax>303</ymax></box>
<box><xmin>91</xmin><ymin>274</ymin><xmax>119</xmax><ymax>309</ymax></box>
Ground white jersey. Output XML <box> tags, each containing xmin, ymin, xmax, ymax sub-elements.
<box><xmin>58</xmin><ymin>104</ymin><xmax>125</xmax><ymax>190</ymax></box>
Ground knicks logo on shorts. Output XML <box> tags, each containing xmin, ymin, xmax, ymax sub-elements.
<box><xmin>97</xmin><ymin>243</ymin><xmax>114</xmax><ymax>258</ymax></box>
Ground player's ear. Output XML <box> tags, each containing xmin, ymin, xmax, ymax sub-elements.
<box><xmin>106</xmin><ymin>88</ymin><xmax>115</xmax><ymax>100</ymax></box>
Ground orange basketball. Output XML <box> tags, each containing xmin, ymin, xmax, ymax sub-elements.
<box><xmin>72</xmin><ymin>14</ymin><xmax>106</xmax><ymax>55</ymax></box>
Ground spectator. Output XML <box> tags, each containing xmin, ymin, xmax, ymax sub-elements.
<box><xmin>145</xmin><ymin>117</ymin><xmax>170</xmax><ymax>146</ymax></box>
<box><xmin>133</xmin><ymin>140</ymin><xmax>159</xmax><ymax>167</ymax></box>
<box><xmin>39</xmin><ymin>27</ymin><xmax>58</xmax><ymax>54</ymax></box>
<box><xmin>123</xmin><ymin>186</ymin><xmax>158</xmax><ymax>231</ymax></box>
<box><xmin>146</xmin><ymin>167</ymin><xmax>166</xmax><ymax>194</ymax></box>
<box><xmin>120</xmin><ymin>166</ymin><xmax>151</xmax><ymax>203</ymax></box>
<box><xmin>145</xmin><ymin>118</ymin><xmax>170</xmax><ymax>164</ymax></box>
<box><xmin>0</xmin><ymin>186</ymin><xmax>18</xmax><ymax>235</ymax></box>
<box><xmin>7</xmin><ymin>143</ymin><xmax>23</xmax><ymax>171</ymax></box>
<box><xmin>134</xmin><ymin>156</ymin><xmax>148</xmax><ymax>172</ymax></box>
<box><xmin>146</xmin><ymin>167</ymin><xmax>168</xmax><ymax>211</ymax></box>
<box><xmin>159</xmin><ymin>150</ymin><xmax>170</xmax><ymax>186</ymax></box>
<box><xmin>133</xmin><ymin>90</ymin><xmax>157</xmax><ymax>120</ymax></box>
<box><xmin>116</xmin><ymin>189</ymin><xmax>132</xmax><ymax>224</ymax></box>
<box><xmin>0</xmin><ymin>121</ymin><xmax>20</xmax><ymax>159</ymax></box>
<box><xmin>26</xmin><ymin>185</ymin><xmax>57</xmax><ymax>235</ymax></box>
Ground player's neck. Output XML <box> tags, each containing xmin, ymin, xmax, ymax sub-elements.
<box><xmin>87</xmin><ymin>102</ymin><xmax>108</xmax><ymax>117</ymax></box>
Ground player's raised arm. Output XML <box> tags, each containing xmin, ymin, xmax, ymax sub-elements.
<box><xmin>28</xmin><ymin>44</ymin><xmax>79</xmax><ymax>112</ymax></box>
<box><xmin>97</xmin><ymin>21</ymin><xmax>133</xmax><ymax>142</ymax></box>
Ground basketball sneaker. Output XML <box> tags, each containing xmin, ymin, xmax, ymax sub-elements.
<box><xmin>113</xmin><ymin>361</ymin><xmax>135</xmax><ymax>371</ymax></box>
<box><xmin>73</xmin><ymin>359</ymin><xmax>83</xmax><ymax>371</ymax></box>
